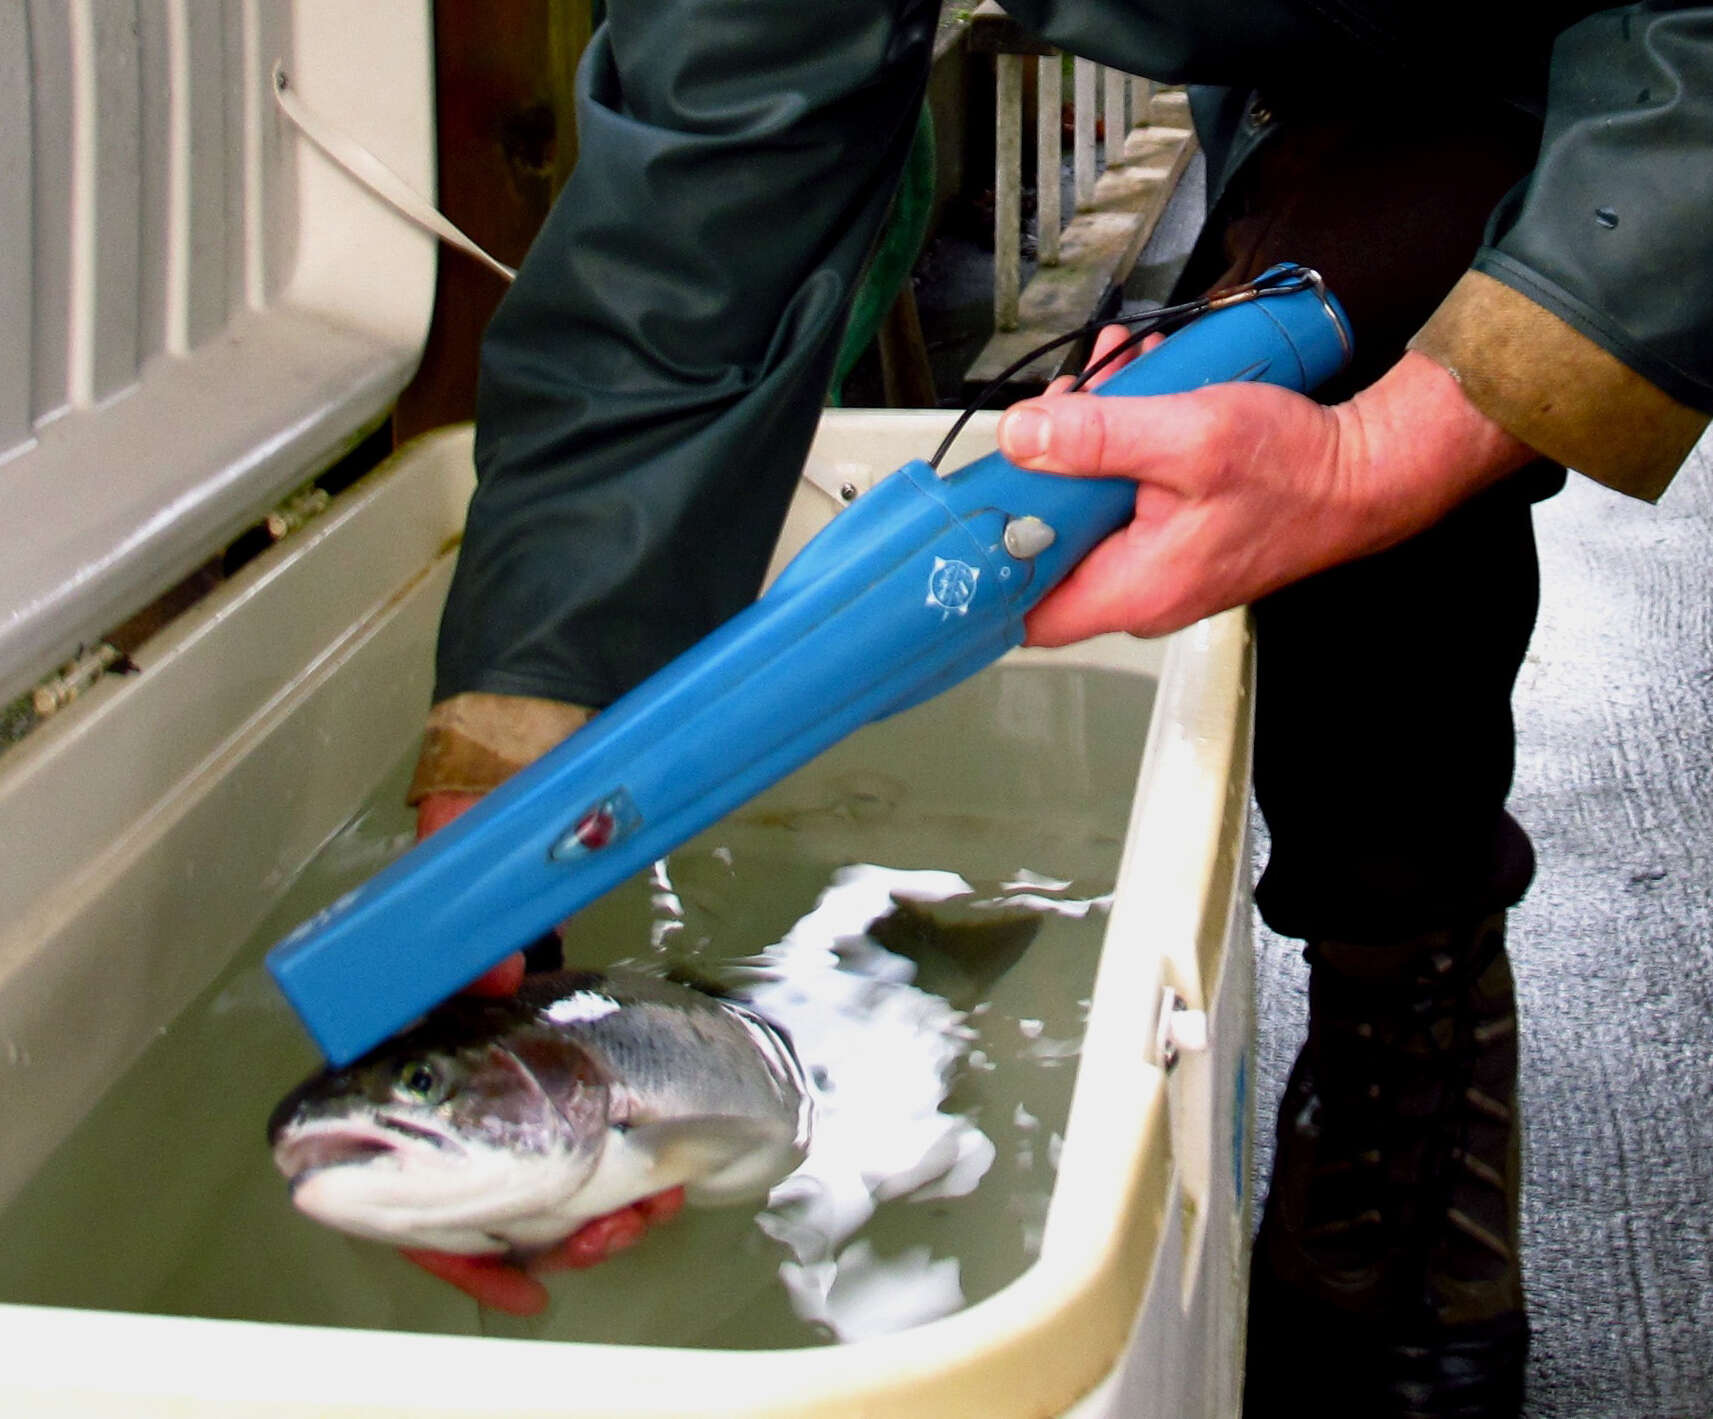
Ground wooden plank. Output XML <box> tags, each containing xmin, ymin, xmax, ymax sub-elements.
<box><xmin>1035</xmin><ymin>53</ymin><xmax>1061</xmax><ymax>267</ymax></box>
<box><xmin>965</xmin><ymin>113</ymin><xmax>1196</xmax><ymax>393</ymax></box>
<box><xmin>1073</xmin><ymin>58</ymin><xmax>1096</xmax><ymax>210</ymax></box>
<box><xmin>877</xmin><ymin>282</ymin><xmax>938</xmax><ymax>408</ymax></box>
<box><xmin>1104</xmin><ymin>66</ymin><xmax>1126</xmax><ymax>170</ymax></box>
<box><xmin>994</xmin><ymin>53</ymin><xmax>1023</xmax><ymax>330</ymax></box>
<box><xmin>1148</xmin><ymin>86</ymin><xmax>1191</xmax><ymax>129</ymax></box>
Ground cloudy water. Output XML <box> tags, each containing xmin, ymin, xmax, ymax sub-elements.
<box><xmin>0</xmin><ymin>664</ymin><xmax>1153</xmax><ymax>1349</ymax></box>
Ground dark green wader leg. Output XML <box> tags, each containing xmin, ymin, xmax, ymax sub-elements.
<box><xmin>1246</xmin><ymin>916</ymin><xmax>1530</xmax><ymax>1419</ymax></box>
<box><xmin>433</xmin><ymin>0</ymin><xmax>941</xmax><ymax>712</ymax></box>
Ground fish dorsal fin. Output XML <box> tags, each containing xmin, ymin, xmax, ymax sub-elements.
<box><xmin>658</xmin><ymin>962</ymin><xmax>735</xmax><ymax>1000</ymax></box>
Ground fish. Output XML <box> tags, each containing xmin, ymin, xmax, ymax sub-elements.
<box><xmin>864</xmin><ymin>895</ymin><xmax>1041</xmax><ymax>1008</ymax></box>
<box><xmin>268</xmin><ymin>968</ymin><xmax>812</xmax><ymax>1256</ymax></box>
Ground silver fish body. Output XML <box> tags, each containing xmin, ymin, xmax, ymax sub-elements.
<box><xmin>268</xmin><ymin>969</ymin><xmax>811</xmax><ymax>1255</ymax></box>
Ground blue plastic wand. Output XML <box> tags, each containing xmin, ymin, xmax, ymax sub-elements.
<box><xmin>268</xmin><ymin>265</ymin><xmax>1351</xmax><ymax>1064</ymax></box>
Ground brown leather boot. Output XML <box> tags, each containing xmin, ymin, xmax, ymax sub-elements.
<box><xmin>1243</xmin><ymin>912</ymin><xmax>1527</xmax><ymax>1418</ymax></box>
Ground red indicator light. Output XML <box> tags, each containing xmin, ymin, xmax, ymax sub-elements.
<box><xmin>550</xmin><ymin>789</ymin><xmax>640</xmax><ymax>862</ymax></box>
<box><xmin>574</xmin><ymin>808</ymin><xmax>617</xmax><ymax>850</ymax></box>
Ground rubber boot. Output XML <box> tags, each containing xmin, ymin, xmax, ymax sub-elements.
<box><xmin>1243</xmin><ymin>913</ymin><xmax>1527</xmax><ymax>1418</ymax></box>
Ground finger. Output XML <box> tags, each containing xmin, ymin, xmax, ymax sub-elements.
<box><xmin>536</xmin><ymin>1206</ymin><xmax>651</xmax><ymax>1272</ymax></box>
<box><xmin>538</xmin><ymin>1186</ymin><xmax>686</xmax><ymax>1271</ymax></box>
<box><xmin>1041</xmin><ymin>329</ymin><xmax>1167</xmax><ymax>398</ymax></box>
<box><xmin>1022</xmin><ymin>505</ymin><xmax>1189</xmax><ymax>646</ymax></box>
<box><xmin>462</xmin><ymin>952</ymin><xmax>527</xmax><ymax>997</ymax></box>
<box><xmin>1044</xmin><ymin>325</ymin><xmax>1135</xmax><ymax>396</ymax></box>
<box><xmin>996</xmin><ymin>393</ymin><xmax>1144</xmax><ymax>478</ymax></box>
<box><xmin>1024</xmin><ymin>530</ymin><xmax>1150</xmax><ymax>646</ymax></box>
<box><xmin>400</xmin><ymin>1249</ymin><xmax>550</xmax><ymax>1316</ymax></box>
<box><xmin>1077</xmin><ymin>324</ymin><xmax>1140</xmax><ymax>389</ymax></box>
<box><xmin>415</xmin><ymin>791</ymin><xmax>484</xmax><ymax>841</ymax></box>
<box><xmin>637</xmin><ymin>1186</ymin><xmax>687</xmax><ymax>1223</ymax></box>
<box><xmin>996</xmin><ymin>388</ymin><xmax>1224</xmax><ymax>484</ymax></box>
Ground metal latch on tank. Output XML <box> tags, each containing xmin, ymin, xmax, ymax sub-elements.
<box><xmin>1154</xmin><ymin>985</ymin><xmax>1208</xmax><ymax>1070</ymax></box>
<box><xmin>1156</xmin><ymin>984</ymin><xmax>1216</xmax><ymax>1311</ymax></box>
<box><xmin>799</xmin><ymin>460</ymin><xmax>871</xmax><ymax>510</ymax></box>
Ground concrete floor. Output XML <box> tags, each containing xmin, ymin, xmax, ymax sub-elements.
<box><xmin>1512</xmin><ymin>438</ymin><xmax>1713</xmax><ymax>1415</ymax></box>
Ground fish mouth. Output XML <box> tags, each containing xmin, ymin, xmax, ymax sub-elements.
<box><xmin>277</xmin><ymin>1133</ymin><xmax>394</xmax><ymax>1186</ymax></box>
<box><xmin>274</xmin><ymin>1117</ymin><xmax>452</xmax><ymax>1188</ymax></box>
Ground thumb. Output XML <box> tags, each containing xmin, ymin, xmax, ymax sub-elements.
<box><xmin>997</xmin><ymin>391</ymin><xmax>1197</xmax><ymax>481</ymax></box>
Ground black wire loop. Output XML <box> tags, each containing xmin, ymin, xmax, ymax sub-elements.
<box><xmin>926</xmin><ymin>264</ymin><xmax>1319</xmax><ymax>471</ymax></box>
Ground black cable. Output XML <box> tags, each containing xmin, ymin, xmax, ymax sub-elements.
<box><xmin>925</xmin><ymin>264</ymin><xmax>1318</xmax><ymax>471</ymax></box>
<box><xmin>927</xmin><ymin>294</ymin><xmax>1209</xmax><ymax>469</ymax></box>
<box><xmin>1066</xmin><ymin>322</ymin><xmax>1156</xmax><ymax>392</ymax></box>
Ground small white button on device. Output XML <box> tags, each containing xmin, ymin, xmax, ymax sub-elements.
<box><xmin>1002</xmin><ymin>516</ymin><xmax>1056</xmax><ymax>559</ymax></box>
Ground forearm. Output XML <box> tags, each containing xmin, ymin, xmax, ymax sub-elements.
<box><xmin>1330</xmin><ymin>351</ymin><xmax>1539</xmax><ymax>561</ymax></box>
<box><xmin>1411</xmin><ymin>272</ymin><xmax>1710</xmax><ymax>501</ymax></box>
<box><xmin>407</xmin><ymin>692</ymin><xmax>594</xmax><ymax>804</ymax></box>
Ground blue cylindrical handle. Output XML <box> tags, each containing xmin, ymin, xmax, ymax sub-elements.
<box><xmin>931</xmin><ymin>273</ymin><xmax>1352</xmax><ymax>618</ymax></box>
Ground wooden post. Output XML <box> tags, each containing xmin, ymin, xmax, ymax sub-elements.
<box><xmin>1131</xmin><ymin>74</ymin><xmax>1155</xmax><ymax>127</ymax></box>
<box><xmin>994</xmin><ymin>53</ymin><xmax>1023</xmax><ymax>331</ymax></box>
<box><xmin>1073</xmin><ymin>59</ymin><xmax>1097</xmax><ymax>210</ymax></box>
<box><xmin>1036</xmin><ymin>53</ymin><xmax>1061</xmax><ymax>267</ymax></box>
<box><xmin>393</xmin><ymin>1</ymin><xmax>592</xmax><ymax>443</ymax></box>
<box><xmin>1104</xmin><ymin>66</ymin><xmax>1127</xmax><ymax>168</ymax></box>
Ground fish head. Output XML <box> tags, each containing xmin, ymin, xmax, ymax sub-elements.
<box><xmin>268</xmin><ymin>1007</ymin><xmax>610</xmax><ymax>1253</ymax></box>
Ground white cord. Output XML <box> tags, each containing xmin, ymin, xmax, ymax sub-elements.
<box><xmin>271</xmin><ymin>64</ymin><xmax>517</xmax><ymax>284</ymax></box>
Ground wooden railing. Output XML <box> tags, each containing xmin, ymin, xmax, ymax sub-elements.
<box><xmin>967</xmin><ymin>4</ymin><xmax>1195</xmax><ymax>390</ymax></box>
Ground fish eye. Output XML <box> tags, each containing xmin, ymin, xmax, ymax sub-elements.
<box><xmin>392</xmin><ymin>1059</ymin><xmax>443</xmax><ymax>1103</ymax></box>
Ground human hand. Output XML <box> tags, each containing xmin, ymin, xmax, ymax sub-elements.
<box><xmin>998</xmin><ymin>338</ymin><xmax>1538</xmax><ymax>645</ymax></box>
<box><xmin>401</xmin><ymin>1188</ymin><xmax>687</xmax><ymax>1316</ymax></box>
<box><xmin>400</xmin><ymin>791</ymin><xmax>685</xmax><ymax>1311</ymax></box>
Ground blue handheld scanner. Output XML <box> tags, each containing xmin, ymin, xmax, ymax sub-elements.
<box><xmin>269</xmin><ymin>266</ymin><xmax>1351</xmax><ymax>1064</ymax></box>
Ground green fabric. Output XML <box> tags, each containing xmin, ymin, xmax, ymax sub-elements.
<box><xmin>1172</xmin><ymin>3</ymin><xmax>1713</xmax><ymax>418</ymax></box>
<box><xmin>1475</xmin><ymin>4</ymin><xmax>1713</xmax><ymax>413</ymax></box>
<box><xmin>830</xmin><ymin>102</ymin><xmax>936</xmax><ymax>407</ymax></box>
<box><xmin>438</xmin><ymin>0</ymin><xmax>939</xmax><ymax>709</ymax></box>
